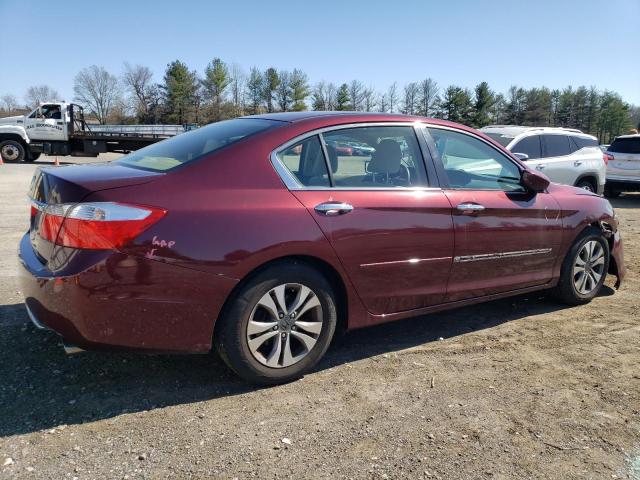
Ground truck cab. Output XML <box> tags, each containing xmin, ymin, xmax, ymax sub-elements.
<box><xmin>24</xmin><ymin>103</ymin><xmax>69</xmax><ymax>142</ymax></box>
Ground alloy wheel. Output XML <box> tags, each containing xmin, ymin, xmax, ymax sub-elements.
<box><xmin>246</xmin><ymin>283</ymin><xmax>323</xmax><ymax>368</ymax></box>
<box><xmin>572</xmin><ymin>240</ymin><xmax>605</xmax><ymax>295</ymax></box>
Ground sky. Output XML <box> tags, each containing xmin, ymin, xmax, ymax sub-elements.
<box><xmin>1</xmin><ymin>0</ymin><xmax>639</xmax><ymax>106</ymax></box>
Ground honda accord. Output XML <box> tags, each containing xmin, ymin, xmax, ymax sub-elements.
<box><xmin>19</xmin><ymin>112</ymin><xmax>625</xmax><ymax>384</ymax></box>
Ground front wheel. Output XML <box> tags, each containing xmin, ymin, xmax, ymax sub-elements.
<box><xmin>214</xmin><ymin>262</ymin><xmax>337</xmax><ymax>385</ymax></box>
<box><xmin>553</xmin><ymin>227</ymin><xmax>609</xmax><ymax>305</ymax></box>
<box><xmin>0</xmin><ymin>140</ymin><xmax>25</xmax><ymax>162</ymax></box>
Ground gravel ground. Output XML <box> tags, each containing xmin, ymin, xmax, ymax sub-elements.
<box><xmin>1</xmin><ymin>155</ymin><xmax>639</xmax><ymax>479</ymax></box>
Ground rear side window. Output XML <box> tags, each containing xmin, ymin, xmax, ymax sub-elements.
<box><xmin>542</xmin><ymin>134</ymin><xmax>571</xmax><ymax>157</ymax></box>
<box><xmin>277</xmin><ymin>135</ymin><xmax>330</xmax><ymax>187</ymax></box>
<box><xmin>510</xmin><ymin>135</ymin><xmax>541</xmax><ymax>160</ymax></box>
<box><xmin>572</xmin><ymin>136</ymin><xmax>598</xmax><ymax>149</ymax></box>
<box><xmin>117</xmin><ymin>118</ymin><xmax>280</xmax><ymax>171</ymax></box>
<box><xmin>324</xmin><ymin>126</ymin><xmax>428</xmax><ymax>188</ymax></box>
<box><xmin>609</xmin><ymin>137</ymin><xmax>640</xmax><ymax>154</ymax></box>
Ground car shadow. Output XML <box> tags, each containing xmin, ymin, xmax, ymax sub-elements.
<box><xmin>609</xmin><ymin>193</ymin><xmax>640</xmax><ymax>209</ymax></box>
<box><xmin>0</xmin><ymin>286</ymin><xmax>614</xmax><ymax>438</ymax></box>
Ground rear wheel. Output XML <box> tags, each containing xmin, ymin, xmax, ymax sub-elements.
<box><xmin>576</xmin><ymin>178</ymin><xmax>596</xmax><ymax>192</ymax></box>
<box><xmin>553</xmin><ymin>227</ymin><xmax>609</xmax><ymax>305</ymax></box>
<box><xmin>214</xmin><ymin>262</ymin><xmax>337</xmax><ymax>385</ymax></box>
<box><xmin>0</xmin><ymin>140</ymin><xmax>25</xmax><ymax>162</ymax></box>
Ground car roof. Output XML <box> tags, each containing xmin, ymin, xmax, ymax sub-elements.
<box><xmin>242</xmin><ymin>111</ymin><xmax>484</xmax><ymax>134</ymax></box>
<box><xmin>480</xmin><ymin>125</ymin><xmax>594</xmax><ymax>138</ymax></box>
<box><xmin>614</xmin><ymin>133</ymin><xmax>640</xmax><ymax>139</ymax></box>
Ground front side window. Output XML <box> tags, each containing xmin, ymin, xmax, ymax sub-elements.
<box><xmin>117</xmin><ymin>118</ymin><xmax>281</xmax><ymax>172</ymax></box>
<box><xmin>511</xmin><ymin>135</ymin><xmax>541</xmax><ymax>160</ymax></box>
<box><xmin>323</xmin><ymin>126</ymin><xmax>428</xmax><ymax>187</ymax></box>
<box><xmin>542</xmin><ymin>134</ymin><xmax>571</xmax><ymax>157</ymax></box>
<box><xmin>427</xmin><ymin>128</ymin><xmax>523</xmax><ymax>191</ymax></box>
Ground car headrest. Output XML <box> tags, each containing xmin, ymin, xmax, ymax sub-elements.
<box><xmin>300</xmin><ymin>140</ymin><xmax>328</xmax><ymax>178</ymax></box>
<box><xmin>368</xmin><ymin>139</ymin><xmax>402</xmax><ymax>174</ymax></box>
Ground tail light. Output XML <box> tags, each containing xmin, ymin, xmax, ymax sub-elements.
<box><xmin>603</xmin><ymin>153</ymin><xmax>614</xmax><ymax>165</ymax></box>
<box><xmin>35</xmin><ymin>202</ymin><xmax>166</xmax><ymax>249</ymax></box>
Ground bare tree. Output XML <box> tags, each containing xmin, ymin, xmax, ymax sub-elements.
<box><xmin>122</xmin><ymin>63</ymin><xmax>154</xmax><ymax>122</ymax></box>
<box><xmin>229</xmin><ymin>63</ymin><xmax>246</xmax><ymax>117</ymax></box>
<box><xmin>418</xmin><ymin>78</ymin><xmax>439</xmax><ymax>116</ymax></box>
<box><xmin>74</xmin><ymin>66</ymin><xmax>121</xmax><ymax>124</ymax></box>
<box><xmin>362</xmin><ymin>87</ymin><xmax>377</xmax><ymax>112</ymax></box>
<box><xmin>25</xmin><ymin>85</ymin><xmax>60</xmax><ymax>108</ymax></box>
<box><xmin>0</xmin><ymin>94</ymin><xmax>19</xmax><ymax>112</ymax></box>
<box><xmin>402</xmin><ymin>82</ymin><xmax>419</xmax><ymax>114</ymax></box>
<box><xmin>349</xmin><ymin>80</ymin><xmax>365</xmax><ymax>110</ymax></box>
<box><xmin>387</xmin><ymin>82</ymin><xmax>398</xmax><ymax>113</ymax></box>
<box><xmin>379</xmin><ymin>93</ymin><xmax>388</xmax><ymax>113</ymax></box>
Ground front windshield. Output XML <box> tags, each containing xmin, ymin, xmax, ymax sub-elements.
<box><xmin>117</xmin><ymin>118</ymin><xmax>282</xmax><ymax>172</ymax></box>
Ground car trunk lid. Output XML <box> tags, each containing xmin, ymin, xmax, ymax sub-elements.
<box><xmin>28</xmin><ymin>163</ymin><xmax>163</xmax><ymax>263</ymax></box>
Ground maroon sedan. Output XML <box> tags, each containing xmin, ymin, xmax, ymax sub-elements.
<box><xmin>19</xmin><ymin>112</ymin><xmax>625</xmax><ymax>384</ymax></box>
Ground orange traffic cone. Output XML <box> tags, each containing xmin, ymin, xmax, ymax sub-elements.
<box><xmin>0</xmin><ymin>154</ymin><xmax>4</xmax><ymax>165</ymax></box>
<box><xmin>54</xmin><ymin>156</ymin><xmax>59</xmax><ymax>166</ymax></box>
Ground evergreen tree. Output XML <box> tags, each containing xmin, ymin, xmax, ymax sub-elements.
<box><xmin>202</xmin><ymin>58</ymin><xmax>230</xmax><ymax>122</ymax></box>
<box><xmin>263</xmin><ymin>67</ymin><xmax>280</xmax><ymax>113</ymax></box>
<box><xmin>246</xmin><ymin>67</ymin><xmax>263</xmax><ymax>115</ymax></box>
<box><xmin>438</xmin><ymin>85</ymin><xmax>473</xmax><ymax>124</ymax></box>
<box><xmin>162</xmin><ymin>60</ymin><xmax>198</xmax><ymax>124</ymax></box>
<box><xmin>472</xmin><ymin>81</ymin><xmax>495</xmax><ymax>127</ymax></box>
<box><xmin>336</xmin><ymin>83</ymin><xmax>350</xmax><ymax>110</ymax></box>
<box><xmin>290</xmin><ymin>69</ymin><xmax>309</xmax><ymax>111</ymax></box>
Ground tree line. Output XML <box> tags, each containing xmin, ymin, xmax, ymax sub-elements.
<box><xmin>2</xmin><ymin>59</ymin><xmax>639</xmax><ymax>143</ymax></box>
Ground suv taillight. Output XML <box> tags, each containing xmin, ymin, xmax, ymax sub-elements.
<box><xmin>35</xmin><ymin>202</ymin><xmax>166</xmax><ymax>249</ymax></box>
<box><xmin>603</xmin><ymin>153</ymin><xmax>614</xmax><ymax>165</ymax></box>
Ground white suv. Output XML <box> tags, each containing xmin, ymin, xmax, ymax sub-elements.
<box><xmin>604</xmin><ymin>134</ymin><xmax>640</xmax><ymax>197</ymax></box>
<box><xmin>480</xmin><ymin>126</ymin><xmax>606</xmax><ymax>194</ymax></box>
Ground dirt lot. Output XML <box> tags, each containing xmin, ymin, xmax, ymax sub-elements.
<box><xmin>1</xmin><ymin>155</ymin><xmax>639</xmax><ymax>479</ymax></box>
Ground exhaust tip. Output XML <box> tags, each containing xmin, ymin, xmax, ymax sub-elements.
<box><xmin>63</xmin><ymin>344</ymin><xmax>85</xmax><ymax>355</ymax></box>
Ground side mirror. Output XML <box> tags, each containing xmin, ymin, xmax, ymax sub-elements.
<box><xmin>521</xmin><ymin>169</ymin><xmax>550</xmax><ymax>193</ymax></box>
<box><xmin>513</xmin><ymin>152</ymin><xmax>529</xmax><ymax>161</ymax></box>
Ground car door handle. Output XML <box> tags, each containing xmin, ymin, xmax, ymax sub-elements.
<box><xmin>314</xmin><ymin>202</ymin><xmax>354</xmax><ymax>216</ymax></box>
<box><xmin>457</xmin><ymin>203</ymin><xmax>485</xmax><ymax>213</ymax></box>
<box><xmin>574</xmin><ymin>160</ymin><xmax>582</xmax><ymax>167</ymax></box>
<box><xmin>536</xmin><ymin>164</ymin><xmax>546</xmax><ymax>170</ymax></box>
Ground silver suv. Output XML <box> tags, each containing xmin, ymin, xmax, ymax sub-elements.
<box><xmin>605</xmin><ymin>134</ymin><xmax>640</xmax><ymax>197</ymax></box>
<box><xmin>480</xmin><ymin>126</ymin><xmax>606</xmax><ymax>194</ymax></box>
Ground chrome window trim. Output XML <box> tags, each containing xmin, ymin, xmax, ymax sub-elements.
<box><xmin>269</xmin><ymin>121</ymin><xmax>442</xmax><ymax>192</ymax></box>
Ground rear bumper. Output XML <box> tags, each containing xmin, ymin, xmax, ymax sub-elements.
<box><xmin>606</xmin><ymin>177</ymin><xmax>640</xmax><ymax>192</ymax></box>
<box><xmin>18</xmin><ymin>233</ymin><xmax>237</xmax><ymax>353</ymax></box>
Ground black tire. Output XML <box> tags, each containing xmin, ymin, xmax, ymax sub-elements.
<box><xmin>214</xmin><ymin>261</ymin><xmax>337</xmax><ymax>385</ymax></box>
<box><xmin>604</xmin><ymin>186</ymin><xmax>621</xmax><ymax>198</ymax></box>
<box><xmin>553</xmin><ymin>227</ymin><xmax>609</xmax><ymax>305</ymax></box>
<box><xmin>0</xmin><ymin>140</ymin><xmax>26</xmax><ymax>162</ymax></box>
<box><xmin>576</xmin><ymin>178</ymin><xmax>596</xmax><ymax>192</ymax></box>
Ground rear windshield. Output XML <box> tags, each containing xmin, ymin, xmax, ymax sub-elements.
<box><xmin>483</xmin><ymin>132</ymin><xmax>514</xmax><ymax>147</ymax></box>
<box><xmin>608</xmin><ymin>137</ymin><xmax>640</xmax><ymax>154</ymax></box>
<box><xmin>116</xmin><ymin>118</ymin><xmax>281</xmax><ymax>171</ymax></box>
<box><xmin>572</xmin><ymin>136</ymin><xmax>598</xmax><ymax>149</ymax></box>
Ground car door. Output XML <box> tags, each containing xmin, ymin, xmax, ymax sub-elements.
<box><xmin>24</xmin><ymin>104</ymin><xmax>65</xmax><ymax>141</ymax></box>
<box><xmin>424</xmin><ymin>126</ymin><xmax>563</xmax><ymax>302</ymax></box>
<box><xmin>538</xmin><ymin>134</ymin><xmax>576</xmax><ymax>185</ymax></box>
<box><xmin>272</xmin><ymin>124</ymin><xmax>454</xmax><ymax>315</ymax></box>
